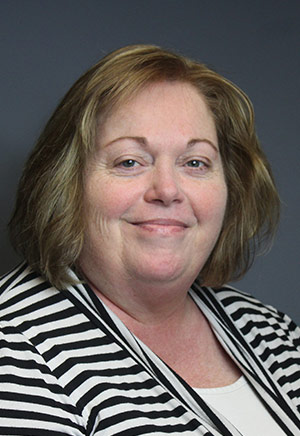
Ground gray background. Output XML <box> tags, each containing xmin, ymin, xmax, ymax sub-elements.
<box><xmin>0</xmin><ymin>0</ymin><xmax>299</xmax><ymax>322</ymax></box>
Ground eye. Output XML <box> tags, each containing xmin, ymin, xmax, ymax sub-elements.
<box><xmin>186</xmin><ymin>159</ymin><xmax>207</xmax><ymax>168</ymax></box>
<box><xmin>118</xmin><ymin>159</ymin><xmax>139</xmax><ymax>168</ymax></box>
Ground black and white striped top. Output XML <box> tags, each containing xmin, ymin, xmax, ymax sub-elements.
<box><xmin>0</xmin><ymin>263</ymin><xmax>299</xmax><ymax>435</ymax></box>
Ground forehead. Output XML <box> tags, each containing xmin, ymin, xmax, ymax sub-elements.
<box><xmin>98</xmin><ymin>81</ymin><xmax>216</xmax><ymax>139</ymax></box>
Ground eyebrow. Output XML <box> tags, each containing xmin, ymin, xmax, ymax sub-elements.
<box><xmin>103</xmin><ymin>136</ymin><xmax>218</xmax><ymax>152</ymax></box>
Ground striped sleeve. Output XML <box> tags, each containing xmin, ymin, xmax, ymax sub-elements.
<box><xmin>0</xmin><ymin>322</ymin><xmax>85</xmax><ymax>435</ymax></box>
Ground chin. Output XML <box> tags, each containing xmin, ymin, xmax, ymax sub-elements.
<box><xmin>130</xmin><ymin>258</ymin><xmax>195</xmax><ymax>285</ymax></box>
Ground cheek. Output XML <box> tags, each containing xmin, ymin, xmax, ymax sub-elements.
<box><xmin>85</xmin><ymin>177</ymin><xmax>141</xmax><ymax>222</ymax></box>
<box><xmin>193</xmin><ymin>182</ymin><xmax>227</xmax><ymax>224</ymax></box>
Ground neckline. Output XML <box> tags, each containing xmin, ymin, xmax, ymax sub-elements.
<box><xmin>193</xmin><ymin>375</ymin><xmax>247</xmax><ymax>394</ymax></box>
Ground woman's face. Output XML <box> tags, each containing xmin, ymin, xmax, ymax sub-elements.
<box><xmin>80</xmin><ymin>81</ymin><xmax>227</xmax><ymax>289</ymax></box>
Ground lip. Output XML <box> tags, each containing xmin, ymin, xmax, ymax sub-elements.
<box><xmin>128</xmin><ymin>218</ymin><xmax>189</xmax><ymax>235</ymax></box>
<box><xmin>132</xmin><ymin>219</ymin><xmax>188</xmax><ymax>227</ymax></box>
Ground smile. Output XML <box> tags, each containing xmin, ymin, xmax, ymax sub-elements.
<box><xmin>130</xmin><ymin>219</ymin><xmax>188</xmax><ymax>235</ymax></box>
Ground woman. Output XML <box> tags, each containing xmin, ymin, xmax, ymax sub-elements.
<box><xmin>0</xmin><ymin>45</ymin><xmax>299</xmax><ymax>435</ymax></box>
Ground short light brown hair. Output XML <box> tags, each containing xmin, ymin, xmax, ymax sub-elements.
<box><xmin>9</xmin><ymin>44</ymin><xmax>280</xmax><ymax>289</ymax></box>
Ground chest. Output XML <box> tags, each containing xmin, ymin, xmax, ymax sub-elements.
<box><xmin>129</xmin><ymin>309</ymin><xmax>241</xmax><ymax>388</ymax></box>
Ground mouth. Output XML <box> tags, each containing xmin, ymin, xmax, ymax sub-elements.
<box><xmin>133</xmin><ymin>219</ymin><xmax>187</xmax><ymax>226</ymax></box>
<box><xmin>129</xmin><ymin>219</ymin><xmax>189</xmax><ymax>234</ymax></box>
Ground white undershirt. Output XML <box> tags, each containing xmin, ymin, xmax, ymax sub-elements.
<box><xmin>194</xmin><ymin>376</ymin><xmax>286</xmax><ymax>435</ymax></box>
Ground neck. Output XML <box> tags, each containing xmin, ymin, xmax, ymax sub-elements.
<box><xmin>89</xmin><ymin>279</ymin><xmax>200</xmax><ymax>349</ymax></box>
<box><xmin>84</xmin><ymin>271</ymin><xmax>195</xmax><ymax>326</ymax></box>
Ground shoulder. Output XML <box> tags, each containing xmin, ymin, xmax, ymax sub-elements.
<box><xmin>0</xmin><ymin>263</ymin><xmax>59</xmax><ymax>310</ymax></box>
<box><xmin>215</xmin><ymin>284</ymin><xmax>298</xmax><ymax>333</ymax></box>
<box><xmin>213</xmin><ymin>284</ymin><xmax>282</xmax><ymax>320</ymax></box>
<box><xmin>0</xmin><ymin>263</ymin><xmax>80</xmax><ymax>341</ymax></box>
<box><xmin>192</xmin><ymin>282</ymin><xmax>300</xmax><ymax>350</ymax></box>
<box><xmin>0</xmin><ymin>262</ymin><xmax>53</xmax><ymax>295</ymax></box>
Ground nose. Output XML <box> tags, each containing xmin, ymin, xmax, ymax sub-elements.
<box><xmin>143</xmin><ymin>162</ymin><xmax>184</xmax><ymax>206</ymax></box>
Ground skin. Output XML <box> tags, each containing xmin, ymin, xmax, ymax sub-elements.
<box><xmin>79</xmin><ymin>81</ymin><xmax>241</xmax><ymax>387</ymax></box>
